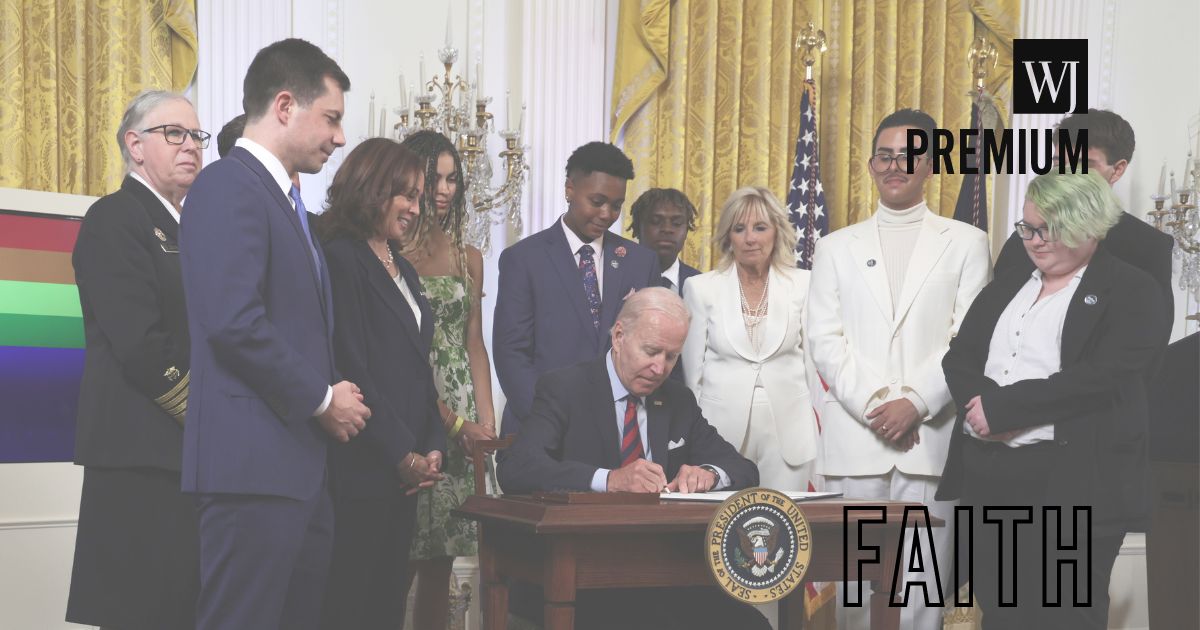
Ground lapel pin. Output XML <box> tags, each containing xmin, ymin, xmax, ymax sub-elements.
<box><xmin>866</xmin><ymin>258</ymin><xmax>876</xmax><ymax>267</ymax></box>
<box><xmin>154</xmin><ymin>228</ymin><xmax>167</xmax><ymax>242</ymax></box>
<box><xmin>653</xmin><ymin>399</ymin><xmax>663</xmax><ymax>406</ymax></box>
<box><xmin>614</xmin><ymin>246</ymin><xmax>627</xmax><ymax>258</ymax></box>
<box><xmin>610</xmin><ymin>259</ymin><xmax>619</xmax><ymax>269</ymax></box>
<box><xmin>1083</xmin><ymin>294</ymin><xmax>1098</xmax><ymax>305</ymax></box>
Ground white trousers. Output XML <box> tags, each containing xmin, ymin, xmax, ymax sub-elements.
<box><xmin>825</xmin><ymin>470</ymin><xmax>956</xmax><ymax>630</ymax></box>
<box><xmin>740</xmin><ymin>385</ymin><xmax>816</xmax><ymax>492</ymax></box>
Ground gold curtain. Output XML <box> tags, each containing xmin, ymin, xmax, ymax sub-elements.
<box><xmin>612</xmin><ymin>0</ymin><xmax>1018</xmax><ymax>271</ymax></box>
<box><xmin>0</xmin><ymin>0</ymin><xmax>198</xmax><ymax>197</ymax></box>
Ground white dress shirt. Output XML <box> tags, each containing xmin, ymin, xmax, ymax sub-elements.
<box><xmin>234</xmin><ymin>137</ymin><xmax>333</xmax><ymax>417</ymax></box>
<box><xmin>969</xmin><ymin>267</ymin><xmax>1086</xmax><ymax>447</ymax></box>
<box><xmin>392</xmin><ymin>272</ymin><xmax>422</xmax><ymax>330</ymax></box>
<box><xmin>561</xmin><ymin>217</ymin><xmax>605</xmax><ymax>290</ymax></box>
<box><xmin>590</xmin><ymin>351</ymin><xmax>729</xmax><ymax>492</ymax></box>
<box><xmin>128</xmin><ymin>171</ymin><xmax>181</xmax><ymax>223</ymax></box>
<box><xmin>660</xmin><ymin>257</ymin><xmax>681</xmax><ymax>294</ymax></box>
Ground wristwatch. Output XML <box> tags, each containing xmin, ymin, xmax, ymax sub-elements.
<box><xmin>698</xmin><ymin>464</ymin><xmax>720</xmax><ymax>480</ymax></box>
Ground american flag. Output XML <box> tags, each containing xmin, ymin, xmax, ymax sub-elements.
<box><xmin>952</xmin><ymin>93</ymin><xmax>989</xmax><ymax>231</ymax></box>
<box><xmin>786</xmin><ymin>81</ymin><xmax>828</xmax><ymax>270</ymax></box>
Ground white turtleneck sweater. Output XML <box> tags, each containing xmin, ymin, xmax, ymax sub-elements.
<box><xmin>873</xmin><ymin>199</ymin><xmax>931</xmax><ymax>419</ymax></box>
<box><xmin>875</xmin><ymin>200</ymin><xmax>927</xmax><ymax>312</ymax></box>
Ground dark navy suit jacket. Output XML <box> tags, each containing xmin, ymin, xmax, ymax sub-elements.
<box><xmin>678</xmin><ymin>260</ymin><xmax>701</xmax><ymax>294</ymax></box>
<box><xmin>492</xmin><ymin>219</ymin><xmax>659</xmax><ymax>436</ymax></box>
<box><xmin>180</xmin><ymin>146</ymin><xmax>335</xmax><ymax>501</ymax></box>
<box><xmin>322</xmin><ymin>237</ymin><xmax>444</xmax><ymax>500</ymax></box>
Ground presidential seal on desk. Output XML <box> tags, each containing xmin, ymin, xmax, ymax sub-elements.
<box><xmin>706</xmin><ymin>488</ymin><xmax>812</xmax><ymax>603</ymax></box>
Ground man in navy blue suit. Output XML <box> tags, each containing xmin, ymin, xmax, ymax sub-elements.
<box><xmin>493</xmin><ymin>142</ymin><xmax>659</xmax><ymax>437</ymax></box>
<box><xmin>629</xmin><ymin>187</ymin><xmax>701</xmax><ymax>296</ymax></box>
<box><xmin>180</xmin><ymin>38</ymin><xmax>370</xmax><ymax>630</ymax></box>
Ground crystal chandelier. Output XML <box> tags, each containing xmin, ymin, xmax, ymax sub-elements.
<box><xmin>1149</xmin><ymin>154</ymin><xmax>1200</xmax><ymax>326</ymax></box>
<box><xmin>367</xmin><ymin>43</ymin><xmax>528</xmax><ymax>254</ymax></box>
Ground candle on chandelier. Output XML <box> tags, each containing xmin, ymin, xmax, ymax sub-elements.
<box><xmin>1170</xmin><ymin>171</ymin><xmax>1177</xmax><ymax>195</ymax></box>
<box><xmin>505</xmin><ymin>90</ymin><xmax>512</xmax><ymax>130</ymax></box>
<box><xmin>399</xmin><ymin>74</ymin><xmax>407</xmax><ymax>109</ymax></box>
<box><xmin>1157</xmin><ymin>162</ymin><xmax>1167</xmax><ymax>196</ymax></box>
<box><xmin>379</xmin><ymin>104</ymin><xmax>387</xmax><ymax>139</ymax></box>
<box><xmin>519</xmin><ymin>102</ymin><xmax>526</xmax><ymax>136</ymax></box>
<box><xmin>476</xmin><ymin>56</ymin><xmax>483</xmax><ymax>90</ymax></box>
<box><xmin>368</xmin><ymin>91</ymin><xmax>376</xmax><ymax>137</ymax></box>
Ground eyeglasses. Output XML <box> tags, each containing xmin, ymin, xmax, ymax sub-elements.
<box><xmin>868</xmin><ymin>152</ymin><xmax>924</xmax><ymax>173</ymax></box>
<box><xmin>142</xmin><ymin>124</ymin><xmax>211</xmax><ymax>149</ymax></box>
<box><xmin>1013</xmin><ymin>221</ymin><xmax>1058</xmax><ymax>242</ymax></box>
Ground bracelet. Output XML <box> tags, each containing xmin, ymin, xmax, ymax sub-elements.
<box><xmin>447</xmin><ymin>415</ymin><xmax>465</xmax><ymax>440</ymax></box>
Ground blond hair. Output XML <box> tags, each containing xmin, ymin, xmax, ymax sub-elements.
<box><xmin>712</xmin><ymin>186</ymin><xmax>798</xmax><ymax>271</ymax></box>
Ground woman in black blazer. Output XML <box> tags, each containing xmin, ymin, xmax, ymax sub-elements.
<box><xmin>315</xmin><ymin>138</ymin><xmax>445</xmax><ymax>629</ymax></box>
<box><xmin>936</xmin><ymin>172</ymin><xmax>1169</xmax><ymax>630</ymax></box>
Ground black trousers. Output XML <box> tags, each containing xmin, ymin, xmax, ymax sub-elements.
<box><xmin>960</xmin><ymin>438</ymin><xmax>1125</xmax><ymax>630</ymax></box>
<box><xmin>321</xmin><ymin>491</ymin><xmax>419</xmax><ymax>630</ymax></box>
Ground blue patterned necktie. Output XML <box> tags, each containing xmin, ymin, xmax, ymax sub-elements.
<box><xmin>578</xmin><ymin>244</ymin><xmax>601</xmax><ymax>330</ymax></box>
<box><xmin>288</xmin><ymin>185</ymin><xmax>321</xmax><ymax>270</ymax></box>
<box><xmin>620</xmin><ymin>396</ymin><xmax>644</xmax><ymax>466</ymax></box>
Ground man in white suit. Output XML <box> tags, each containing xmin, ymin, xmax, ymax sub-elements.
<box><xmin>807</xmin><ymin>109</ymin><xmax>991</xmax><ymax>630</ymax></box>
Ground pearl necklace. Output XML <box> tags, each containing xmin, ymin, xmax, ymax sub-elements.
<box><xmin>739</xmin><ymin>273</ymin><xmax>769</xmax><ymax>352</ymax></box>
<box><xmin>372</xmin><ymin>242</ymin><xmax>395</xmax><ymax>268</ymax></box>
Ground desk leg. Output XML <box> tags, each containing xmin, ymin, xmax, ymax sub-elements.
<box><xmin>479</xmin><ymin>528</ymin><xmax>508</xmax><ymax>630</ymax></box>
<box><xmin>543</xmin><ymin>538</ymin><xmax>578</xmax><ymax>630</ymax></box>
<box><xmin>870</xmin><ymin>540</ymin><xmax>900</xmax><ymax>630</ymax></box>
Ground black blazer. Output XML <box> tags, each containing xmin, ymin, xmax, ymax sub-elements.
<box><xmin>995</xmin><ymin>211</ymin><xmax>1175</xmax><ymax>331</ymax></box>
<box><xmin>937</xmin><ymin>247</ymin><xmax>1169</xmax><ymax>535</ymax></box>
<box><xmin>678</xmin><ymin>260</ymin><xmax>701</xmax><ymax>293</ymax></box>
<box><xmin>323</xmin><ymin>237</ymin><xmax>445</xmax><ymax>500</ymax></box>
<box><xmin>72</xmin><ymin>176</ymin><xmax>190</xmax><ymax>471</ymax></box>
<box><xmin>497</xmin><ymin>356</ymin><xmax>759</xmax><ymax>493</ymax></box>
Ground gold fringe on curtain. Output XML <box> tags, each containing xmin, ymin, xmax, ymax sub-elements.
<box><xmin>611</xmin><ymin>0</ymin><xmax>1019</xmax><ymax>271</ymax></box>
<box><xmin>0</xmin><ymin>0</ymin><xmax>198</xmax><ymax>197</ymax></box>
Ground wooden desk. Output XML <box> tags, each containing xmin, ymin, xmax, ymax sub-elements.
<box><xmin>455</xmin><ymin>495</ymin><xmax>929</xmax><ymax>630</ymax></box>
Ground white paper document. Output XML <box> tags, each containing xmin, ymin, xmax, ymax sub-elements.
<box><xmin>660</xmin><ymin>490</ymin><xmax>842</xmax><ymax>503</ymax></box>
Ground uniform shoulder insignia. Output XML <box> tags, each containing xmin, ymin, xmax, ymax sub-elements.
<box><xmin>164</xmin><ymin>366</ymin><xmax>181</xmax><ymax>382</ymax></box>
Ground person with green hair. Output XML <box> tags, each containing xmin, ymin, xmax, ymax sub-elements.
<box><xmin>938</xmin><ymin>171</ymin><xmax>1170</xmax><ymax>630</ymax></box>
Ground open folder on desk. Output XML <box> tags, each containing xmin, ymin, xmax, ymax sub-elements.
<box><xmin>660</xmin><ymin>490</ymin><xmax>842</xmax><ymax>502</ymax></box>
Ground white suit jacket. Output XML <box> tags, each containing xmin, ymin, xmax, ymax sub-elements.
<box><xmin>807</xmin><ymin>210</ymin><xmax>990</xmax><ymax>477</ymax></box>
<box><xmin>682</xmin><ymin>265</ymin><xmax>818</xmax><ymax>466</ymax></box>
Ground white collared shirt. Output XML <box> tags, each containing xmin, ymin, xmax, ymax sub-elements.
<box><xmin>392</xmin><ymin>272</ymin><xmax>422</xmax><ymax>331</ymax></box>
<box><xmin>233</xmin><ymin>137</ymin><xmax>332</xmax><ymax>417</ymax></box>
<box><xmin>968</xmin><ymin>266</ymin><xmax>1087</xmax><ymax>447</ymax></box>
<box><xmin>235</xmin><ymin>138</ymin><xmax>294</xmax><ymax>206</ymax></box>
<box><xmin>590</xmin><ymin>351</ymin><xmax>729</xmax><ymax>492</ymax></box>
<box><xmin>128</xmin><ymin>171</ymin><xmax>180</xmax><ymax>223</ymax></box>
<box><xmin>561</xmin><ymin>216</ymin><xmax>605</xmax><ymax>290</ymax></box>
<box><xmin>660</xmin><ymin>257</ymin><xmax>681</xmax><ymax>294</ymax></box>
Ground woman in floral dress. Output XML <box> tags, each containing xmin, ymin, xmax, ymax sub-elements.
<box><xmin>399</xmin><ymin>130</ymin><xmax>498</xmax><ymax>629</ymax></box>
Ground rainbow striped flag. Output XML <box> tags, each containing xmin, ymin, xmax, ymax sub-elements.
<box><xmin>0</xmin><ymin>210</ymin><xmax>84</xmax><ymax>462</ymax></box>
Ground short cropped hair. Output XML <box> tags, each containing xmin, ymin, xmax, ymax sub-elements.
<box><xmin>116</xmin><ymin>90</ymin><xmax>191</xmax><ymax>169</ymax></box>
<box><xmin>1055</xmin><ymin>109</ymin><xmax>1135</xmax><ymax>165</ymax></box>
<box><xmin>316</xmin><ymin>138</ymin><xmax>424</xmax><ymax>242</ymax></box>
<box><xmin>873</xmin><ymin>108</ymin><xmax>938</xmax><ymax>152</ymax></box>
<box><xmin>243</xmin><ymin>38</ymin><xmax>350</xmax><ymax>121</ymax></box>
<box><xmin>216</xmin><ymin>114</ymin><xmax>246</xmax><ymax>158</ymax></box>
<box><xmin>628</xmin><ymin>188</ymin><xmax>698</xmax><ymax>239</ymax></box>
<box><xmin>615</xmin><ymin>286</ymin><xmax>691</xmax><ymax>331</ymax></box>
<box><xmin>564</xmin><ymin>141</ymin><xmax>635</xmax><ymax>181</ymax></box>
<box><xmin>712</xmin><ymin>187</ymin><xmax>798</xmax><ymax>271</ymax></box>
<box><xmin>1025</xmin><ymin>171</ymin><xmax>1122</xmax><ymax>247</ymax></box>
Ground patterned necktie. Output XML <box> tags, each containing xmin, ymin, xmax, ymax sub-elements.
<box><xmin>620</xmin><ymin>396</ymin><xmax>644</xmax><ymax>467</ymax></box>
<box><xmin>288</xmin><ymin>185</ymin><xmax>321</xmax><ymax>270</ymax></box>
<box><xmin>578</xmin><ymin>244</ymin><xmax>601</xmax><ymax>329</ymax></box>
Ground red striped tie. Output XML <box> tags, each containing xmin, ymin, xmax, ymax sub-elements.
<box><xmin>620</xmin><ymin>397</ymin><xmax>644</xmax><ymax>467</ymax></box>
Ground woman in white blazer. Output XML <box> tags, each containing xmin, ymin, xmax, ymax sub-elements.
<box><xmin>682</xmin><ymin>187</ymin><xmax>818</xmax><ymax>490</ymax></box>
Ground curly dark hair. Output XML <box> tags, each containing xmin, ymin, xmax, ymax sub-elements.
<box><xmin>628</xmin><ymin>188</ymin><xmax>697</xmax><ymax>240</ymax></box>
<box><xmin>873</xmin><ymin>108</ymin><xmax>938</xmax><ymax>152</ymax></box>
<box><xmin>400</xmin><ymin>130</ymin><xmax>466</xmax><ymax>249</ymax></box>
<box><xmin>316</xmin><ymin>138</ymin><xmax>424</xmax><ymax>242</ymax></box>
<box><xmin>564</xmin><ymin>141</ymin><xmax>635</xmax><ymax>180</ymax></box>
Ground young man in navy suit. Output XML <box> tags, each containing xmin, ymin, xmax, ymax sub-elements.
<box><xmin>180</xmin><ymin>39</ymin><xmax>370</xmax><ymax>630</ymax></box>
<box><xmin>493</xmin><ymin>142</ymin><xmax>659</xmax><ymax>438</ymax></box>
<box><xmin>629</xmin><ymin>187</ymin><xmax>701</xmax><ymax>296</ymax></box>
